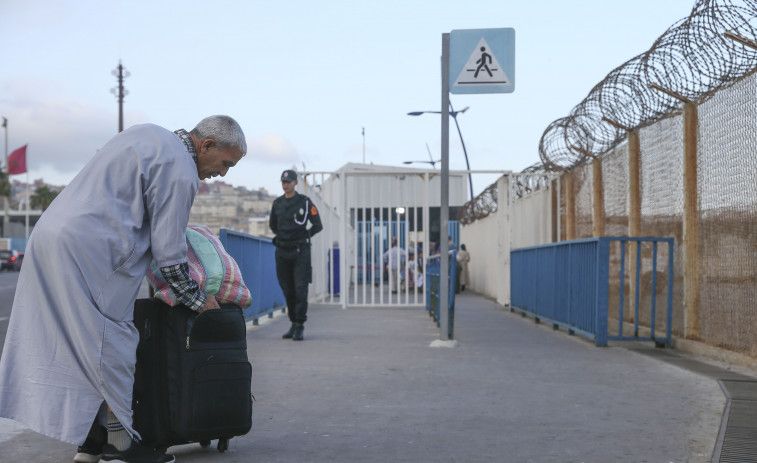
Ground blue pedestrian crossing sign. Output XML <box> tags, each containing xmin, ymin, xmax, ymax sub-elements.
<box><xmin>450</xmin><ymin>28</ymin><xmax>515</xmax><ymax>94</ymax></box>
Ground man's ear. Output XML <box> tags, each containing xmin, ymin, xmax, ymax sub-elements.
<box><xmin>200</xmin><ymin>138</ymin><xmax>215</xmax><ymax>153</ymax></box>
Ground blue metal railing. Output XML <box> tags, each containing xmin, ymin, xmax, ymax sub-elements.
<box><xmin>511</xmin><ymin>237</ymin><xmax>674</xmax><ymax>347</ymax></box>
<box><xmin>220</xmin><ymin>229</ymin><xmax>286</xmax><ymax>324</ymax></box>
<box><xmin>425</xmin><ymin>250</ymin><xmax>457</xmax><ymax>339</ymax></box>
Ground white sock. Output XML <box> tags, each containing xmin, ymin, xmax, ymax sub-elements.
<box><xmin>106</xmin><ymin>409</ymin><xmax>132</xmax><ymax>451</ymax></box>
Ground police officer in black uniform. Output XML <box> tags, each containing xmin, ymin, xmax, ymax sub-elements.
<box><xmin>269</xmin><ymin>170</ymin><xmax>323</xmax><ymax>341</ymax></box>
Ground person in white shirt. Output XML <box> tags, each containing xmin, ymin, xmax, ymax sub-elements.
<box><xmin>383</xmin><ymin>237</ymin><xmax>406</xmax><ymax>293</ymax></box>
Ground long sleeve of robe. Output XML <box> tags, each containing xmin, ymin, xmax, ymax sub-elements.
<box><xmin>0</xmin><ymin>123</ymin><xmax>200</xmax><ymax>445</ymax></box>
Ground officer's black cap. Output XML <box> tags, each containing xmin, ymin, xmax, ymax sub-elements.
<box><xmin>281</xmin><ymin>170</ymin><xmax>297</xmax><ymax>182</ymax></box>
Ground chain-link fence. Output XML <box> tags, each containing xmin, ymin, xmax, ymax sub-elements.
<box><xmin>696</xmin><ymin>72</ymin><xmax>757</xmax><ymax>356</ymax></box>
<box><xmin>456</xmin><ymin>0</ymin><xmax>757</xmax><ymax>357</ymax></box>
<box><xmin>503</xmin><ymin>0</ymin><xmax>757</xmax><ymax>357</ymax></box>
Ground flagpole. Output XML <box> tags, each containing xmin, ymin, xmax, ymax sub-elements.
<box><xmin>2</xmin><ymin>117</ymin><xmax>6</xmax><ymax>169</ymax></box>
<box><xmin>25</xmin><ymin>170</ymin><xmax>29</xmax><ymax>239</ymax></box>
<box><xmin>6</xmin><ymin>145</ymin><xmax>29</xmax><ymax>241</ymax></box>
<box><xmin>2</xmin><ymin>117</ymin><xmax>7</xmax><ymax>240</ymax></box>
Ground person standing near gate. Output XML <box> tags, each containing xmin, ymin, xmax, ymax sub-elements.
<box><xmin>270</xmin><ymin>169</ymin><xmax>323</xmax><ymax>341</ymax></box>
<box><xmin>383</xmin><ymin>237</ymin><xmax>406</xmax><ymax>294</ymax></box>
<box><xmin>457</xmin><ymin>243</ymin><xmax>471</xmax><ymax>292</ymax></box>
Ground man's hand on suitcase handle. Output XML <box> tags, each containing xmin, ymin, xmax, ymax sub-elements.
<box><xmin>199</xmin><ymin>294</ymin><xmax>220</xmax><ymax>313</ymax></box>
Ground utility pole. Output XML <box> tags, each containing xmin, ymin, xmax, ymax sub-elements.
<box><xmin>111</xmin><ymin>61</ymin><xmax>130</xmax><ymax>132</ymax></box>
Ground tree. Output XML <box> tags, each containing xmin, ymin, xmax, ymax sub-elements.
<box><xmin>0</xmin><ymin>171</ymin><xmax>10</xmax><ymax>198</ymax></box>
<box><xmin>30</xmin><ymin>185</ymin><xmax>58</xmax><ymax>211</ymax></box>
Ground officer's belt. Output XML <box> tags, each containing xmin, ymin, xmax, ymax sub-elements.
<box><xmin>276</xmin><ymin>239</ymin><xmax>308</xmax><ymax>249</ymax></box>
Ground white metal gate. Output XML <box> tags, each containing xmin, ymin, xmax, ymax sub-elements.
<box><xmin>300</xmin><ymin>165</ymin><xmax>470</xmax><ymax>307</ymax></box>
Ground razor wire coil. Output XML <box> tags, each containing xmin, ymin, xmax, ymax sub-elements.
<box><xmin>460</xmin><ymin>0</ymin><xmax>757</xmax><ymax>225</ymax></box>
<box><xmin>538</xmin><ymin>0</ymin><xmax>757</xmax><ymax>171</ymax></box>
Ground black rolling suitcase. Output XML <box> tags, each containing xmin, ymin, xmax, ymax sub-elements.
<box><xmin>132</xmin><ymin>298</ymin><xmax>252</xmax><ymax>452</ymax></box>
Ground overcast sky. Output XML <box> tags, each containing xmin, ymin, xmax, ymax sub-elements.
<box><xmin>1</xmin><ymin>0</ymin><xmax>696</xmax><ymax>196</ymax></box>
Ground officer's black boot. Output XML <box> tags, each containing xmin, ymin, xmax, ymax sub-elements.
<box><xmin>292</xmin><ymin>323</ymin><xmax>304</xmax><ymax>341</ymax></box>
<box><xmin>282</xmin><ymin>323</ymin><xmax>296</xmax><ymax>339</ymax></box>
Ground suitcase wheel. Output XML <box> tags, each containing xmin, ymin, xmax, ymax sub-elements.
<box><xmin>199</xmin><ymin>440</ymin><xmax>211</xmax><ymax>448</ymax></box>
<box><xmin>217</xmin><ymin>438</ymin><xmax>229</xmax><ymax>452</ymax></box>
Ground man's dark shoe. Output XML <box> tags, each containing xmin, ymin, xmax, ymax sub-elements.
<box><xmin>293</xmin><ymin>323</ymin><xmax>304</xmax><ymax>341</ymax></box>
<box><xmin>282</xmin><ymin>323</ymin><xmax>296</xmax><ymax>339</ymax></box>
<box><xmin>73</xmin><ymin>423</ymin><xmax>107</xmax><ymax>463</ymax></box>
<box><xmin>100</xmin><ymin>438</ymin><xmax>175</xmax><ymax>463</ymax></box>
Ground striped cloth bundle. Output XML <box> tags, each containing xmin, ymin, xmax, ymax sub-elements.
<box><xmin>146</xmin><ymin>225</ymin><xmax>252</xmax><ymax>308</ymax></box>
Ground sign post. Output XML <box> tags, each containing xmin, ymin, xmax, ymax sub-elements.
<box><xmin>437</xmin><ymin>28</ymin><xmax>515</xmax><ymax>343</ymax></box>
<box><xmin>439</xmin><ymin>33</ymin><xmax>451</xmax><ymax>341</ymax></box>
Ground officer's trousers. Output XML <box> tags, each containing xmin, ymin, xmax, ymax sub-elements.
<box><xmin>275</xmin><ymin>244</ymin><xmax>312</xmax><ymax>324</ymax></box>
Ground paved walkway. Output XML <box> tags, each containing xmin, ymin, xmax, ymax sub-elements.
<box><xmin>0</xmin><ymin>292</ymin><xmax>742</xmax><ymax>462</ymax></box>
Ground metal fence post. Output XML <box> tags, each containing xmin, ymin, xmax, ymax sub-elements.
<box><xmin>595</xmin><ymin>238</ymin><xmax>610</xmax><ymax>346</ymax></box>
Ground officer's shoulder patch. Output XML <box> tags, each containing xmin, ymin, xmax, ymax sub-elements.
<box><xmin>310</xmin><ymin>205</ymin><xmax>318</xmax><ymax>215</ymax></box>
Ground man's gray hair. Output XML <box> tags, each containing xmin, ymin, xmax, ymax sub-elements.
<box><xmin>191</xmin><ymin>115</ymin><xmax>247</xmax><ymax>156</ymax></box>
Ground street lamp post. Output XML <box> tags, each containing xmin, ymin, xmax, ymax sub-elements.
<box><xmin>404</xmin><ymin>143</ymin><xmax>440</xmax><ymax>168</ymax></box>
<box><xmin>408</xmin><ymin>102</ymin><xmax>474</xmax><ymax>200</ymax></box>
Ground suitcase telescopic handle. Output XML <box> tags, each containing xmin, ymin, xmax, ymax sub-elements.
<box><xmin>142</xmin><ymin>319</ymin><xmax>152</xmax><ymax>341</ymax></box>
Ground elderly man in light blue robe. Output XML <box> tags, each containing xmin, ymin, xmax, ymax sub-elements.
<box><xmin>0</xmin><ymin>115</ymin><xmax>246</xmax><ymax>463</ymax></box>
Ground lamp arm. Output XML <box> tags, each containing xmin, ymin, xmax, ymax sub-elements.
<box><xmin>449</xmin><ymin>101</ymin><xmax>474</xmax><ymax>200</ymax></box>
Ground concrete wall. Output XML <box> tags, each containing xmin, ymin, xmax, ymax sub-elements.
<box><xmin>511</xmin><ymin>186</ymin><xmax>553</xmax><ymax>249</ymax></box>
<box><xmin>459</xmin><ymin>175</ymin><xmax>511</xmax><ymax>305</ymax></box>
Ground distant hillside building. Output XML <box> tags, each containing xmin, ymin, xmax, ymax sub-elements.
<box><xmin>188</xmin><ymin>180</ymin><xmax>276</xmax><ymax>236</ymax></box>
<box><xmin>2</xmin><ymin>179</ymin><xmax>276</xmax><ymax>244</ymax></box>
